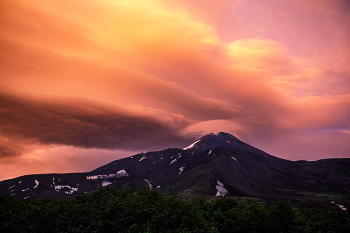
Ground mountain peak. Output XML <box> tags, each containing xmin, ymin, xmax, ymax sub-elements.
<box><xmin>210</xmin><ymin>132</ymin><xmax>220</xmax><ymax>135</ymax></box>
<box><xmin>183</xmin><ymin>132</ymin><xmax>238</xmax><ymax>151</ymax></box>
<box><xmin>183</xmin><ymin>132</ymin><xmax>269</xmax><ymax>156</ymax></box>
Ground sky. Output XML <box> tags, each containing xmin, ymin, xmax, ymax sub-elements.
<box><xmin>0</xmin><ymin>0</ymin><xmax>349</xmax><ymax>181</ymax></box>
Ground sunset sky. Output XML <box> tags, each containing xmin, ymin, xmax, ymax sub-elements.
<box><xmin>1</xmin><ymin>0</ymin><xmax>350</xmax><ymax>181</ymax></box>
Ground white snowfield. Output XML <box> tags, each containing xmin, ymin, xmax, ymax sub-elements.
<box><xmin>183</xmin><ymin>139</ymin><xmax>200</xmax><ymax>150</ymax></box>
<box><xmin>215</xmin><ymin>181</ymin><xmax>228</xmax><ymax>196</ymax></box>
<box><xmin>86</xmin><ymin>170</ymin><xmax>130</xmax><ymax>180</ymax></box>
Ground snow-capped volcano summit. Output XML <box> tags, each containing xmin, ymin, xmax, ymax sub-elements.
<box><xmin>183</xmin><ymin>132</ymin><xmax>269</xmax><ymax>156</ymax></box>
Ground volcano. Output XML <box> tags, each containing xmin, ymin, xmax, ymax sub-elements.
<box><xmin>1</xmin><ymin>132</ymin><xmax>349</xmax><ymax>209</ymax></box>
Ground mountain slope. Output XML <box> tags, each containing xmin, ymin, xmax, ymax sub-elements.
<box><xmin>183</xmin><ymin>132</ymin><xmax>285</xmax><ymax>162</ymax></box>
<box><xmin>1</xmin><ymin>132</ymin><xmax>349</xmax><ymax>208</ymax></box>
<box><xmin>183</xmin><ymin>132</ymin><xmax>267</xmax><ymax>154</ymax></box>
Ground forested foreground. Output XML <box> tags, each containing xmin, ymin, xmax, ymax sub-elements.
<box><xmin>1</xmin><ymin>187</ymin><xmax>349</xmax><ymax>233</ymax></box>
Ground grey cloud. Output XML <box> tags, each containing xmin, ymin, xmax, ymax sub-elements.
<box><xmin>0</xmin><ymin>92</ymin><xmax>193</xmax><ymax>157</ymax></box>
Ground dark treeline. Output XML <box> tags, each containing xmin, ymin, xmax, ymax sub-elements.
<box><xmin>1</xmin><ymin>187</ymin><xmax>349</xmax><ymax>233</ymax></box>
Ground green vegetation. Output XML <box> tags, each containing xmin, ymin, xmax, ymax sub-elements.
<box><xmin>1</xmin><ymin>187</ymin><xmax>349</xmax><ymax>233</ymax></box>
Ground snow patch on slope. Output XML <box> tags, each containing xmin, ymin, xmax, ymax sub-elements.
<box><xmin>7</xmin><ymin>184</ymin><xmax>16</xmax><ymax>190</ymax></box>
<box><xmin>86</xmin><ymin>170</ymin><xmax>129</xmax><ymax>180</ymax></box>
<box><xmin>144</xmin><ymin>179</ymin><xmax>153</xmax><ymax>189</ymax></box>
<box><xmin>331</xmin><ymin>201</ymin><xmax>347</xmax><ymax>210</ymax></box>
<box><xmin>116</xmin><ymin>169</ymin><xmax>129</xmax><ymax>177</ymax></box>
<box><xmin>101</xmin><ymin>181</ymin><xmax>112</xmax><ymax>187</ymax></box>
<box><xmin>86</xmin><ymin>174</ymin><xmax>116</xmax><ymax>180</ymax></box>
<box><xmin>183</xmin><ymin>139</ymin><xmax>200</xmax><ymax>150</ymax></box>
<box><xmin>179</xmin><ymin>167</ymin><xmax>185</xmax><ymax>175</ymax></box>
<box><xmin>54</xmin><ymin>185</ymin><xmax>78</xmax><ymax>194</ymax></box>
<box><xmin>215</xmin><ymin>181</ymin><xmax>227</xmax><ymax>196</ymax></box>
<box><xmin>170</xmin><ymin>159</ymin><xmax>177</xmax><ymax>164</ymax></box>
<box><xmin>33</xmin><ymin>180</ymin><xmax>39</xmax><ymax>188</ymax></box>
<box><xmin>170</xmin><ymin>154</ymin><xmax>182</xmax><ymax>165</ymax></box>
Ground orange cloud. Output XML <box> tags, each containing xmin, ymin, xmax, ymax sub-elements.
<box><xmin>226</xmin><ymin>39</ymin><xmax>296</xmax><ymax>75</ymax></box>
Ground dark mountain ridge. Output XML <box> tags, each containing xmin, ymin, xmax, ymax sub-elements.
<box><xmin>1</xmin><ymin>132</ymin><xmax>349</xmax><ymax>209</ymax></box>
